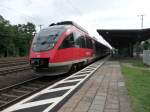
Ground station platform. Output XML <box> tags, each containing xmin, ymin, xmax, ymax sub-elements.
<box><xmin>2</xmin><ymin>59</ymin><xmax>132</xmax><ymax>112</ymax></box>
<box><xmin>58</xmin><ymin>61</ymin><xmax>132</xmax><ymax>112</ymax></box>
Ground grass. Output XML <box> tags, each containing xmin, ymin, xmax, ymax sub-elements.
<box><xmin>121</xmin><ymin>58</ymin><xmax>148</xmax><ymax>68</ymax></box>
<box><xmin>128</xmin><ymin>59</ymin><xmax>145</xmax><ymax>67</ymax></box>
<box><xmin>121</xmin><ymin>64</ymin><xmax>150</xmax><ymax>112</ymax></box>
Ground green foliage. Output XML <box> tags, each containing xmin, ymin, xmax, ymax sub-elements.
<box><xmin>0</xmin><ymin>15</ymin><xmax>36</xmax><ymax>57</ymax></box>
<box><xmin>121</xmin><ymin>64</ymin><xmax>150</xmax><ymax>112</ymax></box>
<box><xmin>127</xmin><ymin>58</ymin><xmax>146</xmax><ymax>67</ymax></box>
<box><xmin>143</xmin><ymin>41</ymin><xmax>150</xmax><ymax>50</ymax></box>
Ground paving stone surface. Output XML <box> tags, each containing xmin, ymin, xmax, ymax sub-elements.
<box><xmin>58</xmin><ymin>61</ymin><xmax>132</xmax><ymax>112</ymax></box>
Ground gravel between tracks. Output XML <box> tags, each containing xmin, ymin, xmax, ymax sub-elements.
<box><xmin>0</xmin><ymin>69</ymin><xmax>37</xmax><ymax>89</ymax></box>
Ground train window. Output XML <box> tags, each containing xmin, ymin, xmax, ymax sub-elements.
<box><xmin>59</xmin><ymin>33</ymin><xmax>75</xmax><ymax>49</ymax></box>
<box><xmin>74</xmin><ymin>32</ymin><xmax>86</xmax><ymax>48</ymax></box>
<box><xmin>32</xmin><ymin>27</ymin><xmax>65</xmax><ymax>52</ymax></box>
<box><xmin>81</xmin><ymin>36</ymin><xmax>86</xmax><ymax>48</ymax></box>
<box><xmin>73</xmin><ymin>32</ymin><xmax>81</xmax><ymax>48</ymax></box>
<box><xmin>89</xmin><ymin>39</ymin><xmax>93</xmax><ymax>48</ymax></box>
<box><xmin>86</xmin><ymin>37</ymin><xmax>93</xmax><ymax>49</ymax></box>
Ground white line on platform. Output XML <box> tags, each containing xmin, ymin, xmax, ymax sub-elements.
<box><xmin>2</xmin><ymin>58</ymin><xmax>107</xmax><ymax>112</ymax></box>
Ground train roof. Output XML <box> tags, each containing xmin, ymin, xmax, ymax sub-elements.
<box><xmin>49</xmin><ymin>21</ymin><xmax>88</xmax><ymax>34</ymax></box>
<box><xmin>47</xmin><ymin>21</ymin><xmax>111</xmax><ymax>49</ymax></box>
<box><xmin>39</xmin><ymin>25</ymin><xmax>70</xmax><ymax>34</ymax></box>
<box><xmin>47</xmin><ymin>24</ymin><xmax>70</xmax><ymax>30</ymax></box>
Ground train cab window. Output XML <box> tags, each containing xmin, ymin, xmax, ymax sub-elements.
<box><xmin>32</xmin><ymin>27</ymin><xmax>66</xmax><ymax>52</ymax></box>
<box><xmin>59</xmin><ymin>33</ymin><xmax>75</xmax><ymax>49</ymax></box>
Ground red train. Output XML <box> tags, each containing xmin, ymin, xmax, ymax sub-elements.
<box><xmin>29</xmin><ymin>21</ymin><xmax>110</xmax><ymax>75</ymax></box>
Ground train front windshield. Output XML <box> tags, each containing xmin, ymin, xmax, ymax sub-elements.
<box><xmin>32</xmin><ymin>27</ymin><xmax>65</xmax><ymax>52</ymax></box>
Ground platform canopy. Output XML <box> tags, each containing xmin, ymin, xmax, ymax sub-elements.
<box><xmin>97</xmin><ymin>28</ymin><xmax>150</xmax><ymax>57</ymax></box>
<box><xmin>97</xmin><ymin>28</ymin><xmax>150</xmax><ymax>48</ymax></box>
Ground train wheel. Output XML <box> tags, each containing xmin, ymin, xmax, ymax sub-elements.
<box><xmin>69</xmin><ymin>64</ymin><xmax>77</xmax><ymax>74</ymax></box>
<box><xmin>78</xmin><ymin>62</ymin><xmax>84</xmax><ymax>70</ymax></box>
<box><xmin>76</xmin><ymin>63</ymin><xmax>82</xmax><ymax>70</ymax></box>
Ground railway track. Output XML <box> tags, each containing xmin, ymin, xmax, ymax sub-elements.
<box><xmin>0</xmin><ymin>58</ymin><xmax>28</xmax><ymax>68</ymax></box>
<box><xmin>0</xmin><ymin>57</ymin><xmax>26</xmax><ymax>62</ymax></box>
<box><xmin>0</xmin><ymin>75</ymin><xmax>66</xmax><ymax>111</ymax></box>
<box><xmin>0</xmin><ymin>60</ymin><xmax>28</xmax><ymax>68</ymax></box>
<box><xmin>0</xmin><ymin>57</ymin><xmax>106</xmax><ymax>111</ymax></box>
<box><xmin>0</xmin><ymin>64</ymin><xmax>31</xmax><ymax>75</ymax></box>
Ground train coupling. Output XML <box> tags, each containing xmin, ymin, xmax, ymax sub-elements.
<box><xmin>30</xmin><ymin>58</ymin><xmax>49</xmax><ymax>67</ymax></box>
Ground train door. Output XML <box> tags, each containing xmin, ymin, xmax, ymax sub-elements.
<box><xmin>74</xmin><ymin>31</ymin><xmax>87</xmax><ymax>60</ymax></box>
<box><xmin>55</xmin><ymin>33</ymin><xmax>76</xmax><ymax>62</ymax></box>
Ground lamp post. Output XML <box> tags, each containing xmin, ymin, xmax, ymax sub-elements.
<box><xmin>38</xmin><ymin>25</ymin><xmax>42</xmax><ymax>30</ymax></box>
<box><xmin>138</xmin><ymin>14</ymin><xmax>145</xmax><ymax>29</ymax></box>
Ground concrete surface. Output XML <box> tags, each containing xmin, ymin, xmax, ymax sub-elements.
<box><xmin>58</xmin><ymin>61</ymin><xmax>132</xmax><ymax>112</ymax></box>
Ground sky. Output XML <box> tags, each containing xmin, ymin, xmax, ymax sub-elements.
<box><xmin>0</xmin><ymin>0</ymin><xmax>150</xmax><ymax>47</ymax></box>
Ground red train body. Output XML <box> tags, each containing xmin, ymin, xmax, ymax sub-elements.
<box><xmin>29</xmin><ymin>21</ymin><xmax>110</xmax><ymax>75</ymax></box>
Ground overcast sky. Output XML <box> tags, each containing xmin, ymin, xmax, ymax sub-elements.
<box><xmin>0</xmin><ymin>0</ymin><xmax>150</xmax><ymax>47</ymax></box>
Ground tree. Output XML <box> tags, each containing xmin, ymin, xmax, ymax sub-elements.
<box><xmin>143</xmin><ymin>40</ymin><xmax>150</xmax><ymax>50</ymax></box>
<box><xmin>0</xmin><ymin>15</ymin><xmax>12</xmax><ymax>57</ymax></box>
<box><xmin>16</xmin><ymin>22</ymin><xmax>35</xmax><ymax>56</ymax></box>
<box><xmin>0</xmin><ymin>15</ymin><xmax>36</xmax><ymax>57</ymax></box>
